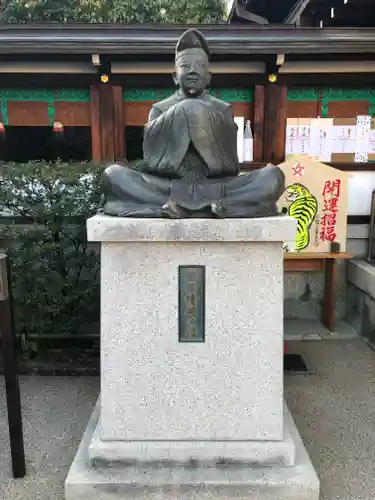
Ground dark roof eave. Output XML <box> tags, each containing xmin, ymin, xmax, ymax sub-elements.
<box><xmin>0</xmin><ymin>25</ymin><xmax>375</xmax><ymax>55</ymax></box>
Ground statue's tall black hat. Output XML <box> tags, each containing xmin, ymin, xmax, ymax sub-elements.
<box><xmin>175</xmin><ymin>28</ymin><xmax>210</xmax><ymax>60</ymax></box>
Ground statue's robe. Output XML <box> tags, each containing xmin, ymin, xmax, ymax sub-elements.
<box><xmin>103</xmin><ymin>91</ymin><xmax>285</xmax><ymax>218</ymax></box>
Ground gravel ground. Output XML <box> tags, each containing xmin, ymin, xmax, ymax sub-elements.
<box><xmin>1</xmin><ymin>338</ymin><xmax>375</xmax><ymax>500</ymax></box>
<box><xmin>0</xmin><ymin>376</ymin><xmax>99</xmax><ymax>500</ymax></box>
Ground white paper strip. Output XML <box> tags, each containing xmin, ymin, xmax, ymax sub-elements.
<box><xmin>285</xmin><ymin>119</ymin><xmax>300</xmax><ymax>156</ymax></box>
<box><xmin>332</xmin><ymin>125</ymin><xmax>356</xmax><ymax>154</ymax></box>
<box><xmin>367</xmin><ymin>128</ymin><xmax>375</xmax><ymax>154</ymax></box>
<box><xmin>355</xmin><ymin>115</ymin><xmax>371</xmax><ymax>163</ymax></box>
<box><xmin>298</xmin><ymin>122</ymin><xmax>310</xmax><ymax>156</ymax></box>
<box><xmin>310</xmin><ymin>118</ymin><xmax>333</xmax><ymax>162</ymax></box>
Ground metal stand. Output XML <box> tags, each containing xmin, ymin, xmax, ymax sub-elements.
<box><xmin>0</xmin><ymin>253</ymin><xmax>26</xmax><ymax>478</ymax></box>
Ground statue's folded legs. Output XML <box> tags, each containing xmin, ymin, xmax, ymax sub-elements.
<box><xmin>103</xmin><ymin>163</ymin><xmax>285</xmax><ymax>218</ymax></box>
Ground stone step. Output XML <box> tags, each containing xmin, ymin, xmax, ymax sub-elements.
<box><xmin>65</xmin><ymin>402</ymin><xmax>319</xmax><ymax>500</ymax></box>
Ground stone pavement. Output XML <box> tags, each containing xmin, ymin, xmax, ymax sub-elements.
<box><xmin>1</xmin><ymin>338</ymin><xmax>375</xmax><ymax>500</ymax></box>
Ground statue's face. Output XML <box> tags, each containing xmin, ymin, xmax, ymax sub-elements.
<box><xmin>174</xmin><ymin>48</ymin><xmax>211</xmax><ymax>97</ymax></box>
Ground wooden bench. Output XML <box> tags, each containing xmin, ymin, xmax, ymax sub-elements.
<box><xmin>284</xmin><ymin>252</ymin><xmax>353</xmax><ymax>332</ymax></box>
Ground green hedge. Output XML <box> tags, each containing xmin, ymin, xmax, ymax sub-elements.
<box><xmin>0</xmin><ymin>161</ymin><xmax>104</xmax><ymax>339</ymax></box>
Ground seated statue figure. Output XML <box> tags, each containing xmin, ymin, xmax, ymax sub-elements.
<box><xmin>103</xmin><ymin>28</ymin><xmax>285</xmax><ymax>218</ymax></box>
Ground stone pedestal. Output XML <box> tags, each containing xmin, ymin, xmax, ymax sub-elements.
<box><xmin>66</xmin><ymin>215</ymin><xmax>319</xmax><ymax>500</ymax></box>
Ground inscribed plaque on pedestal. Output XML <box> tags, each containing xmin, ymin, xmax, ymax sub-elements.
<box><xmin>178</xmin><ymin>265</ymin><xmax>205</xmax><ymax>342</ymax></box>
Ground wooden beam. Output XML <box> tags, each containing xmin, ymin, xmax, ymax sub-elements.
<box><xmin>113</xmin><ymin>73</ymin><xmax>264</xmax><ymax>88</ymax></box>
<box><xmin>0</xmin><ymin>74</ymin><xmax>97</xmax><ymax>87</ymax></box>
<box><xmin>279</xmin><ymin>73</ymin><xmax>375</xmax><ymax>86</ymax></box>
<box><xmin>284</xmin><ymin>259</ymin><xmax>324</xmax><ymax>272</ymax></box>
<box><xmin>2</xmin><ymin>25</ymin><xmax>375</xmax><ymax>55</ymax></box>
<box><xmin>264</xmin><ymin>84</ymin><xmax>287</xmax><ymax>164</ymax></box>
<box><xmin>284</xmin><ymin>252</ymin><xmax>353</xmax><ymax>260</ymax></box>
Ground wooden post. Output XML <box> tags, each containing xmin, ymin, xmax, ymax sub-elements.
<box><xmin>90</xmin><ymin>83</ymin><xmax>124</xmax><ymax>164</ymax></box>
<box><xmin>112</xmin><ymin>85</ymin><xmax>124</xmax><ymax>161</ymax></box>
<box><xmin>253</xmin><ymin>85</ymin><xmax>265</xmax><ymax>162</ymax></box>
<box><xmin>90</xmin><ymin>85</ymin><xmax>102</xmax><ymax>164</ymax></box>
<box><xmin>264</xmin><ymin>84</ymin><xmax>287</xmax><ymax>164</ymax></box>
<box><xmin>0</xmin><ymin>253</ymin><xmax>26</xmax><ymax>479</ymax></box>
<box><xmin>323</xmin><ymin>258</ymin><xmax>336</xmax><ymax>332</ymax></box>
<box><xmin>99</xmin><ymin>84</ymin><xmax>115</xmax><ymax>163</ymax></box>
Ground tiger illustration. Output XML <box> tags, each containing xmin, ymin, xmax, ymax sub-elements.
<box><xmin>283</xmin><ymin>183</ymin><xmax>318</xmax><ymax>252</ymax></box>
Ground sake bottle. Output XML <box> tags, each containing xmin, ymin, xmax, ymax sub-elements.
<box><xmin>243</xmin><ymin>119</ymin><xmax>253</xmax><ymax>162</ymax></box>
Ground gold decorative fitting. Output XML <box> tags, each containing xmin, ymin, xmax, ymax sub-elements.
<box><xmin>268</xmin><ymin>74</ymin><xmax>278</xmax><ymax>83</ymax></box>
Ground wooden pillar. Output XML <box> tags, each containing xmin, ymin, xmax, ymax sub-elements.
<box><xmin>99</xmin><ymin>84</ymin><xmax>115</xmax><ymax>163</ymax></box>
<box><xmin>112</xmin><ymin>85</ymin><xmax>124</xmax><ymax>161</ymax></box>
<box><xmin>90</xmin><ymin>85</ymin><xmax>102</xmax><ymax>164</ymax></box>
<box><xmin>253</xmin><ymin>85</ymin><xmax>265</xmax><ymax>162</ymax></box>
<box><xmin>90</xmin><ymin>84</ymin><xmax>124</xmax><ymax>164</ymax></box>
<box><xmin>264</xmin><ymin>84</ymin><xmax>287</xmax><ymax>164</ymax></box>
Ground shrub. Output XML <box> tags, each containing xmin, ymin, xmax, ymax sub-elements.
<box><xmin>5</xmin><ymin>0</ymin><xmax>225</xmax><ymax>24</ymax></box>
<box><xmin>0</xmin><ymin>160</ymin><xmax>104</xmax><ymax>339</ymax></box>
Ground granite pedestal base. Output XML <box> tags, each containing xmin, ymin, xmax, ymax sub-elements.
<box><xmin>86</xmin><ymin>216</ymin><xmax>297</xmax><ymax>444</ymax></box>
<box><xmin>65</xmin><ymin>401</ymin><xmax>320</xmax><ymax>500</ymax></box>
<box><xmin>88</xmin><ymin>400</ymin><xmax>296</xmax><ymax>466</ymax></box>
<box><xmin>66</xmin><ymin>216</ymin><xmax>319</xmax><ymax>500</ymax></box>
<box><xmin>88</xmin><ymin>402</ymin><xmax>296</xmax><ymax>467</ymax></box>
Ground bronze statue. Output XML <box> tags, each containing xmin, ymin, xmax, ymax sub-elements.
<box><xmin>103</xmin><ymin>28</ymin><xmax>285</xmax><ymax>218</ymax></box>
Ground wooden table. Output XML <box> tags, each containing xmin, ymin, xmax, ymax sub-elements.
<box><xmin>284</xmin><ymin>252</ymin><xmax>353</xmax><ymax>332</ymax></box>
